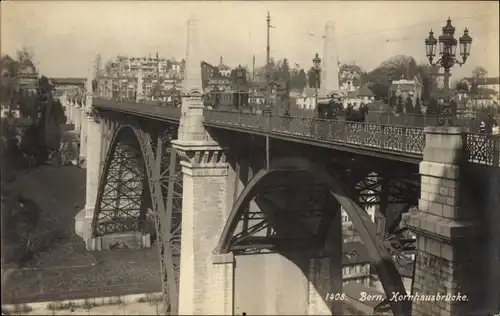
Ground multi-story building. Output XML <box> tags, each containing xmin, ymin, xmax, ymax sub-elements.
<box><xmin>339</xmin><ymin>64</ymin><xmax>362</xmax><ymax>93</ymax></box>
<box><xmin>342</xmin><ymin>241</ymin><xmax>372</xmax><ymax>286</ymax></box>
<box><xmin>217</xmin><ymin>56</ymin><xmax>231</xmax><ymax>77</ymax></box>
<box><xmin>98</xmin><ymin>55</ymin><xmax>184</xmax><ymax>101</ymax></box>
<box><xmin>389</xmin><ymin>76</ymin><xmax>423</xmax><ymax>104</ymax></box>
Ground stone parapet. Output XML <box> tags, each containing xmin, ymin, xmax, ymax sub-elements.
<box><xmin>422</xmin><ymin>126</ymin><xmax>467</xmax><ymax>165</ymax></box>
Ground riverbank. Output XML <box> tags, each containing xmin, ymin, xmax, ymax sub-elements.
<box><xmin>1</xmin><ymin>165</ymin><xmax>161</xmax><ymax>304</ymax></box>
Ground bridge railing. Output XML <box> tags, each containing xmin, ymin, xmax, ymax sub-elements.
<box><xmin>203</xmin><ymin>110</ymin><xmax>426</xmax><ymax>156</ymax></box>
<box><xmin>366</xmin><ymin>112</ymin><xmax>483</xmax><ymax>129</ymax></box>
<box><xmin>465</xmin><ymin>133</ymin><xmax>500</xmax><ymax>167</ymax></box>
<box><xmin>93</xmin><ymin>98</ymin><xmax>181</xmax><ymax>119</ymax></box>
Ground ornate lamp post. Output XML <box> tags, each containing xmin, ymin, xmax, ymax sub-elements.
<box><xmin>235</xmin><ymin>65</ymin><xmax>244</xmax><ymax>111</ymax></box>
<box><xmin>312</xmin><ymin>53</ymin><xmax>322</xmax><ymax>108</ymax></box>
<box><xmin>425</xmin><ymin>17</ymin><xmax>472</xmax><ymax>125</ymax></box>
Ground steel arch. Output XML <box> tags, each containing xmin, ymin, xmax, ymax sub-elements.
<box><xmin>216</xmin><ymin>157</ymin><xmax>411</xmax><ymax>316</ymax></box>
<box><xmin>92</xmin><ymin>121</ymin><xmax>181</xmax><ymax>314</ymax></box>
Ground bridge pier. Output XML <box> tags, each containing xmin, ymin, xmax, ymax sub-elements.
<box><xmin>79</xmin><ymin>112</ymin><xmax>87</xmax><ymax>166</ymax></box>
<box><xmin>404</xmin><ymin>126</ymin><xmax>499</xmax><ymax>316</ymax></box>
<box><xmin>75</xmin><ymin>111</ymin><xmax>103</xmax><ymax>250</ymax></box>
<box><xmin>79</xmin><ymin>85</ymin><xmax>93</xmax><ymax>167</ymax></box>
<box><xmin>173</xmin><ymin>142</ymin><xmax>233</xmax><ymax>315</ymax></box>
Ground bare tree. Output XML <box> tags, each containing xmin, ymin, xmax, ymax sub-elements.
<box><xmin>472</xmin><ymin>66</ymin><xmax>488</xmax><ymax>79</ymax></box>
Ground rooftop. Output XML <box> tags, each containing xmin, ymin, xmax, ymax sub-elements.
<box><xmin>464</xmin><ymin>77</ymin><xmax>500</xmax><ymax>86</ymax></box>
<box><xmin>51</xmin><ymin>78</ymin><xmax>86</xmax><ymax>86</ymax></box>
<box><xmin>342</xmin><ymin>241</ymin><xmax>371</xmax><ymax>266</ymax></box>
<box><xmin>301</xmin><ymin>87</ymin><xmax>316</xmax><ymax>98</ymax></box>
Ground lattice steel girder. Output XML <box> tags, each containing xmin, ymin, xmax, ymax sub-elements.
<box><xmin>92</xmin><ymin>119</ymin><xmax>182</xmax><ymax>315</ymax></box>
<box><xmin>216</xmin><ymin>157</ymin><xmax>411</xmax><ymax>316</ymax></box>
<box><xmin>228</xmin><ymin>169</ymin><xmax>335</xmax><ymax>253</ymax></box>
<box><xmin>146</xmin><ymin>127</ymin><xmax>183</xmax><ymax>315</ymax></box>
<box><xmin>93</xmin><ymin>127</ymin><xmax>147</xmax><ymax>236</ymax></box>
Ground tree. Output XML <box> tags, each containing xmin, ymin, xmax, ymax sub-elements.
<box><xmin>415</xmin><ymin>97</ymin><xmax>422</xmax><ymax>114</ymax></box>
<box><xmin>308</xmin><ymin>67</ymin><xmax>321</xmax><ymax>89</ymax></box>
<box><xmin>389</xmin><ymin>94</ymin><xmax>397</xmax><ymax>109</ymax></box>
<box><xmin>427</xmin><ymin>97</ymin><xmax>439</xmax><ymax>114</ymax></box>
<box><xmin>405</xmin><ymin>96</ymin><xmax>414</xmax><ymax>114</ymax></box>
<box><xmin>449</xmin><ymin>99</ymin><xmax>457</xmax><ymax>115</ymax></box>
<box><xmin>455</xmin><ymin>81</ymin><xmax>469</xmax><ymax>92</ymax></box>
<box><xmin>280</xmin><ymin>58</ymin><xmax>290</xmax><ymax>84</ymax></box>
<box><xmin>291</xmin><ymin>69</ymin><xmax>307</xmax><ymax>91</ymax></box>
<box><xmin>396</xmin><ymin>95</ymin><xmax>404</xmax><ymax>113</ymax></box>
<box><xmin>472</xmin><ymin>66</ymin><xmax>488</xmax><ymax>79</ymax></box>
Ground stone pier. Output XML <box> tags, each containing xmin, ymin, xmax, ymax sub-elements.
<box><xmin>404</xmin><ymin>126</ymin><xmax>499</xmax><ymax>316</ymax></box>
<box><xmin>75</xmin><ymin>107</ymin><xmax>103</xmax><ymax>250</ymax></box>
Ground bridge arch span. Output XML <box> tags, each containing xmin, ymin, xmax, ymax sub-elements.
<box><xmin>92</xmin><ymin>120</ymin><xmax>181</xmax><ymax>314</ymax></box>
<box><xmin>216</xmin><ymin>157</ymin><xmax>410</xmax><ymax>316</ymax></box>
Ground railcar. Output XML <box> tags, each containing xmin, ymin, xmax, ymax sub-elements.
<box><xmin>204</xmin><ymin>90</ymin><xmax>249</xmax><ymax>111</ymax></box>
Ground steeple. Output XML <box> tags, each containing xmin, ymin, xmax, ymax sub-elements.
<box><xmin>220</xmin><ymin>56</ymin><xmax>223</xmax><ymax>65</ymax></box>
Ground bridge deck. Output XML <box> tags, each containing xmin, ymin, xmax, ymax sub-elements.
<box><xmin>93</xmin><ymin>100</ymin><xmax>499</xmax><ymax>167</ymax></box>
<box><xmin>93</xmin><ymin>100</ymin><xmax>425</xmax><ymax>164</ymax></box>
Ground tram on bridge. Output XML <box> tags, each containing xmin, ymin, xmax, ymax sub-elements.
<box><xmin>204</xmin><ymin>90</ymin><xmax>249</xmax><ymax>111</ymax></box>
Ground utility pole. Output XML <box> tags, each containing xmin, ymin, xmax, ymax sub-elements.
<box><xmin>265</xmin><ymin>11</ymin><xmax>271</xmax><ymax>113</ymax></box>
<box><xmin>117</xmin><ymin>56</ymin><xmax>121</xmax><ymax>100</ymax></box>
<box><xmin>156</xmin><ymin>52</ymin><xmax>160</xmax><ymax>102</ymax></box>
<box><xmin>252</xmin><ymin>54</ymin><xmax>256</xmax><ymax>84</ymax></box>
<box><xmin>95</xmin><ymin>54</ymin><xmax>101</xmax><ymax>97</ymax></box>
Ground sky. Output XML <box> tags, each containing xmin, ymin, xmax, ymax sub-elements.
<box><xmin>1</xmin><ymin>1</ymin><xmax>499</xmax><ymax>80</ymax></box>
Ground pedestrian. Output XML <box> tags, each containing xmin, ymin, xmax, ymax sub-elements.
<box><xmin>479</xmin><ymin>120</ymin><xmax>487</xmax><ymax>133</ymax></box>
<box><xmin>487</xmin><ymin>114</ymin><xmax>499</xmax><ymax>135</ymax></box>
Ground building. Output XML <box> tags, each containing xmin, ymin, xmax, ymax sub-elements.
<box><xmin>342</xmin><ymin>241</ymin><xmax>372</xmax><ymax>286</ymax></box>
<box><xmin>217</xmin><ymin>56</ymin><xmax>232</xmax><ymax>77</ymax></box>
<box><xmin>99</xmin><ymin>55</ymin><xmax>184</xmax><ymax>100</ymax></box>
<box><xmin>389</xmin><ymin>76</ymin><xmax>422</xmax><ymax>105</ymax></box>
<box><xmin>343</xmin><ymin>85</ymin><xmax>376</xmax><ymax>107</ymax></box>
<box><xmin>206</xmin><ymin>73</ymin><xmax>232</xmax><ymax>93</ymax></box>
<box><xmin>465</xmin><ymin>95</ymin><xmax>497</xmax><ymax>108</ymax></box>
<box><xmin>339</xmin><ymin>64</ymin><xmax>362</xmax><ymax>93</ymax></box>
<box><xmin>1</xmin><ymin>103</ymin><xmax>20</xmax><ymax>119</ymax></box>
<box><xmin>463</xmin><ymin>77</ymin><xmax>500</xmax><ymax>95</ymax></box>
<box><xmin>1</xmin><ymin>54</ymin><xmax>39</xmax><ymax>98</ymax></box>
<box><xmin>296</xmin><ymin>88</ymin><xmax>317</xmax><ymax>109</ymax></box>
<box><xmin>248</xmin><ymin>91</ymin><xmax>265</xmax><ymax>106</ymax></box>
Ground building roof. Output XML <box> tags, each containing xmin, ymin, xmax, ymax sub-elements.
<box><xmin>51</xmin><ymin>78</ymin><xmax>86</xmax><ymax>86</ymax></box>
<box><xmin>464</xmin><ymin>77</ymin><xmax>500</xmax><ymax>85</ymax></box>
<box><xmin>356</xmin><ymin>85</ymin><xmax>375</xmax><ymax>97</ymax></box>
<box><xmin>61</xmin><ymin>131</ymin><xmax>80</xmax><ymax>142</ymax></box>
<box><xmin>342</xmin><ymin>241</ymin><xmax>371</xmax><ymax>266</ymax></box>
<box><xmin>301</xmin><ymin>87</ymin><xmax>316</xmax><ymax>98</ymax></box>
<box><xmin>251</xmin><ymin>91</ymin><xmax>265</xmax><ymax>98</ymax></box>
<box><xmin>218</xmin><ymin>56</ymin><xmax>231</xmax><ymax>70</ymax></box>
<box><xmin>389</xmin><ymin>83</ymin><xmax>417</xmax><ymax>92</ymax></box>
<box><xmin>367</xmin><ymin>101</ymin><xmax>388</xmax><ymax>111</ymax></box>
<box><xmin>343</xmin><ymin>282</ymin><xmax>385</xmax><ymax>308</ymax></box>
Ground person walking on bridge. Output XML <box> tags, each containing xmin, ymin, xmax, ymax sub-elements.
<box><xmin>480</xmin><ymin>114</ymin><xmax>499</xmax><ymax>135</ymax></box>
